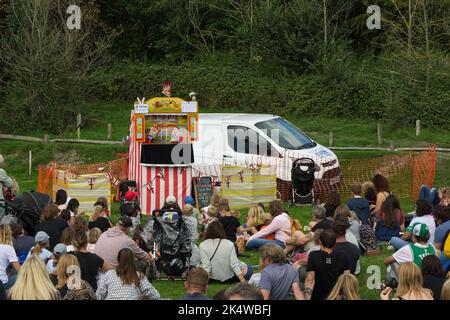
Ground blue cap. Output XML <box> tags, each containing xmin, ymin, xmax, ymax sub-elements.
<box><xmin>184</xmin><ymin>196</ymin><xmax>194</xmax><ymax>205</ymax></box>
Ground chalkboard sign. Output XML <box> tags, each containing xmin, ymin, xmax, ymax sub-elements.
<box><xmin>193</xmin><ymin>177</ymin><xmax>213</xmax><ymax>209</ymax></box>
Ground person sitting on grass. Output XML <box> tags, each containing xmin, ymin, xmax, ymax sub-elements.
<box><xmin>421</xmin><ymin>255</ymin><xmax>446</xmax><ymax>300</ymax></box>
<box><xmin>46</xmin><ymin>243</ymin><xmax>67</xmax><ymax>274</ymax></box>
<box><xmin>308</xmin><ymin>205</ymin><xmax>332</xmax><ymax>232</ymax></box>
<box><xmin>184</xmin><ymin>196</ymin><xmax>203</xmax><ymax>226</ymax></box>
<box><xmin>95</xmin><ymin>196</ymin><xmax>111</xmax><ymax>217</ymax></box>
<box><xmin>374</xmin><ymin>194</ymin><xmax>404</xmax><ymax>242</ymax></box>
<box><xmin>218</xmin><ymin>198</ymin><xmax>230</xmax><ymax>218</ymax></box>
<box><xmin>219</xmin><ymin>207</ymin><xmax>244</xmax><ymax>243</ymax></box>
<box><xmin>371</xmin><ymin>174</ymin><xmax>391</xmax><ymax>216</ymax></box>
<box><xmin>246</xmin><ymin>200</ymin><xmax>292</xmax><ymax>250</ymax></box>
<box><xmin>199</xmin><ymin>221</ymin><xmax>252</xmax><ymax>284</ymax></box>
<box><xmin>258</xmin><ymin>243</ymin><xmax>304</xmax><ymax>300</ymax></box>
<box><xmin>241</xmin><ymin>205</ymin><xmax>265</xmax><ymax>235</ymax></box>
<box><xmin>89</xmin><ymin>205</ymin><xmax>112</xmax><ymax>233</ymax></box>
<box><xmin>327</xmin><ymin>273</ymin><xmax>361</xmax><ymax>300</ymax></box>
<box><xmin>87</xmin><ymin>227</ymin><xmax>102</xmax><ymax>253</ymax></box>
<box><xmin>60</xmin><ymin>227</ymin><xmax>75</xmax><ymax>253</ymax></box>
<box><xmin>432</xmin><ymin>205</ymin><xmax>450</xmax><ymax>251</ymax></box>
<box><xmin>96</xmin><ymin>246</ymin><xmax>160</xmax><ymax>300</ymax></box>
<box><xmin>226</xmin><ymin>282</ymin><xmax>264</xmax><ymax>300</ymax></box>
<box><xmin>180</xmin><ymin>267</ymin><xmax>210</xmax><ymax>300</ymax></box>
<box><xmin>347</xmin><ymin>183</ymin><xmax>371</xmax><ymax>226</ymax></box>
<box><xmin>323</xmin><ymin>191</ymin><xmax>340</xmax><ymax>218</ymax></box>
<box><xmin>9</xmin><ymin>256</ymin><xmax>60</xmax><ymax>300</ymax></box>
<box><xmin>72</xmin><ymin>230</ymin><xmax>112</xmax><ymax>291</ymax></box>
<box><xmin>184</xmin><ymin>204</ymin><xmax>199</xmax><ymax>242</ymax></box>
<box><xmin>331</xmin><ymin>218</ymin><xmax>360</xmax><ymax>275</ymax></box>
<box><xmin>26</xmin><ymin>231</ymin><xmax>53</xmax><ymax>264</ymax></box>
<box><xmin>380</xmin><ymin>262</ymin><xmax>433</xmax><ymax>300</ymax></box>
<box><xmin>384</xmin><ymin>223</ymin><xmax>437</xmax><ymax>271</ymax></box>
<box><xmin>10</xmin><ymin>223</ymin><xmax>34</xmax><ymax>265</ymax></box>
<box><xmin>0</xmin><ymin>224</ymin><xmax>21</xmax><ymax>290</ymax></box>
<box><xmin>94</xmin><ymin>216</ymin><xmax>152</xmax><ymax>268</ymax></box>
<box><xmin>389</xmin><ymin>200</ymin><xmax>436</xmax><ymax>250</ymax></box>
<box><xmin>36</xmin><ymin>203</ymin><xmax>68</xmax><ymax>251</ymax></box>
<box><xmin>304</xmin><ymin>229</ymin><xmax>350</xmax><ymax>300</ymax></box>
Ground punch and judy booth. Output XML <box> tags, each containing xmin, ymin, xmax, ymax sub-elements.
<box><xmin>128</xmin><ymin>83</ymin><xmax>198</xmax><ymax>214</ymax></box>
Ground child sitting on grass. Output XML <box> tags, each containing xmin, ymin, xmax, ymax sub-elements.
<box><xmin>260</xmin><ymin>213</ymin><xmax>275</xmax><ymax>240</ymax></box>
<box><xmin>87</xmin><ymin>228</ymin><xmax>101</xmax><ymax>253</ymax></box>
<box><xmin>184</xmin><ymin>204</ymin><xmax>199</xmax><ymax>242</ymax></box>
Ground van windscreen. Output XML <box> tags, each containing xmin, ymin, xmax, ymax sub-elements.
<box><xmin>255</xmin><ymin>117</ymin><xmax>316</xmax><ymax>150</ymax></box>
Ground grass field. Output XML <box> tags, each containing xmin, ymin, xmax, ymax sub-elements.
<box><xmin>0</xmin><ymin>101</ymin><xmax>449</xmax><ymax>299</ymax></box>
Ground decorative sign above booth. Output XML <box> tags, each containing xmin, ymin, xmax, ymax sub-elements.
<box><xmin>134</xmin><ymin>97</ymin><xmax>149</xmax><ymax>114</ymax></box>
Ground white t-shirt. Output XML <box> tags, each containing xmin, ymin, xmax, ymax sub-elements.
<box><xmin>0</xmin><ymin>244</ymin><xmax>18</xmax><ymax>284</ymax></box>
<box><xmin>393</xmin><ymin>242</ymin><xmax>437</xmax><ymax>264</ymax></box>
<box><xmin>410</xmin><ymin>215</ymin><xmax>436</xmax><ymax>244</ymax></box>
<box><xmin>26</xmin><ymin>247</ymin><xmax>53</xmax><ymax>263</ymax></box>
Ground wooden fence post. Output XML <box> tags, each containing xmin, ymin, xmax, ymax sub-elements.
<box><xmin>43</xmin><ymin>135</ymin><xmax>50</xmax><ymax>144</ymax></box>
<box><xmin>416</xmin><ymin>120</ymin><xmax>421</xmax><ymax>137</ymax></box>
<box><xmin>328</xmin><ymin>131</ymin><xmax>333</xmax><ymax>146</ymax></box>
<box><xmin>107</xmin><ymin>123</ymin><xmax>112</xmax><ymax>140</ymax></box>
<box><xmin>28</xmin><ymin>150</ymin><xmax>32</xmax><ymax>175</ymax></box>
<box><xmin>377</xmin><ymin>123</ymin><xmax>383</xmax><ymax>145</ymax></box>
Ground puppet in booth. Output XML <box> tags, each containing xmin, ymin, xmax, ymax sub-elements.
<box><xmin>147</xmin><ymin>123</ymin><xmax>160</xmax><ymax>143</ymax></box>
<box><xmin>170</xmin><ymin>127</ymin><xmax>182</xmax><ymax>143</ymax></box>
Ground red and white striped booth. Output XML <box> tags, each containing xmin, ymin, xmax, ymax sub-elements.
<box><xmin>128</xmin><ymin>108</ymin><xmax>194</xmax><ymax>215</ymax></box>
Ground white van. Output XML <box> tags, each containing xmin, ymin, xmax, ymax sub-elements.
<box><xmin>192</xmin><ymin>113</ymin><xmax>341</xmax><ymax>185</ymax></box>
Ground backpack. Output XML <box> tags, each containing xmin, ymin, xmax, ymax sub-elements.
<box><xmin>443</xmin><ymin>229</ymin><xmax>450</xmax><ymax>259</ymax></box>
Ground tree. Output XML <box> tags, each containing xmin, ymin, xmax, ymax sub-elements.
<box><xmin>0</xmin><ymin>0</ymin><xmax>114</xmax><ymax>133</ymax></box>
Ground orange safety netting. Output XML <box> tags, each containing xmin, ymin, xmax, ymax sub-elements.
<box><xmin>39</xmin><ymin>146</ymin><xmax>436</xmax><ymax>204</ymax></box>
<box><xmin>278</xmin><ymin>145</ymin><xmax>437</xmax><ymax>202</ymax></box>
<box><xmin>38</xmin><ymin>156</ymin><xmax>129</xmax><ymax>199</ymax></box>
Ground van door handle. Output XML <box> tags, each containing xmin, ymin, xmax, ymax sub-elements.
<box><xmin>223</xmin><ymin>155</ymin><xmax>232</xmax><ymax>158</ymax></box>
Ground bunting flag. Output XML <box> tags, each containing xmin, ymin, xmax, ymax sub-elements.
<box><xmin>238</xmin><ymin>170</ymin><xmax>244</xmax><ymax>183</ymax></box>
<box><xmin>225</xmin><ymin>175</ymin><xmax>232</xmax><ymax>188</ymax></box>
<box><xmin>87</xmin><ymin>177</ymin><xmax>96</xmax><ymax>190</ymax></box>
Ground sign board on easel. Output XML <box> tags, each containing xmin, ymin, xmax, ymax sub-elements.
<box><xmin>193</xmin><ymin>176</ymin><xmax>213</xmax><ymax>209</ymax></box>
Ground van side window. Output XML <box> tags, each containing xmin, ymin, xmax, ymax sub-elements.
<box><xmin>227</xmin><ymin>125</ymin><xmax>277</xmax><ymax>157</ymax></box>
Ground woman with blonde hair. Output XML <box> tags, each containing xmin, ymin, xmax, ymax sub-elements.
<box><xmin>0</xmin><ymin>224</ymin><xmax>20</xmax><ymax>289</ymax></box>
<box><xmin>242</xmin><ymin>206</ymin><xmax>265</xmax><ymax>235</ymax></box>
<box><xmin>51</xmin><ymin>254</ymin><xmax>96</xmax><ymax>300</ymax></box>
<box><xmin>88</xmin><ymin>205</ymin><xmax>112</xmax><ymax>233</ymax></box>
<box><xmin>87</xmin><ymin>227</ymin><xmax>102</xmax><ymax>253</ymax></box>
<box><xmin>9</xmin><ymin>256</ymin><xmax>59</xmax><ymax>300</ymax></box>
<box><xmin>441</xmin><ymin>279</ymin><xmax>450</xmax><ymax>300</ymax></box>
<box><xmin>380</xmin><ymin>262</ymin><xmax>433</xmax><ymax>300</ymax></box>
<box><xmin>327</xmin><ymin>272</ymin><xmax>361</xmax><ymax>300</ymax></box>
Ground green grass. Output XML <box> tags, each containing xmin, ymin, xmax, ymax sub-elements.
<box><xmin>19</xmin><ymin>101</ymin><xmax>450</xmax><ymax>148</ymax></box>
<box><xmin>1</xmin><ymin>101</ymin><xmax>449</xmax><ymax>300</ymax></box>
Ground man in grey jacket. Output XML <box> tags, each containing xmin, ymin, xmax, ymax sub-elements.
<box><xmin>0</xmin><ymin>154</ymin><xmax>14</xmax><ymax>220</ymax></box>
<box><xmin>94</xmin><ymin>216</ymin><xmax>152</xmax><ymax>268</ymax></box>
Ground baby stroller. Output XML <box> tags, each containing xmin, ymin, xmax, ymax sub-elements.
<box><xmin>291</xmin><ymin>158</ymin><xmax>316</xmax><ymax>205</ymax></box>
<box><xmin>150</xmin><ymin>210</ymin><xmax>192</xmax><ymax>280</ymax></box>
<box><xmin>0</xmin><ymin>192</ymin><xmax>50</xmax><ymax>236</ymax></box>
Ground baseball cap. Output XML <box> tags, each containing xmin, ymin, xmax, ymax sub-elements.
<box><xmin>166</xmin><ymin>195</ymin><xmax>176</xmax><ymax>204</ymax></box>
<box><xmin>118</xmin><ymin>215</ymin><xmax>133</xmax><ymax>228</ymax></box>
<box><xmin>125</xmin><ymin>191</ymin><xmax>138</xmax><ymax>202</ymax></box>
<box><xmin>184</xmin><ymin>195</ymin><xmax>194</xmax><ymax>205</ymax></box>
<box><xmin>35</xmin><ymin>231</ymin><xmax>49</xmax><ymax>244</ymax></box>
<box><xmin>53</xmin><ymin>243</ymin><xmax>67</xmax><ymax>256</ymax></box>
<box><xmin>406</xmin><ymin>222</ymin><xmax>429</xmax><ymax>238</ymax></box>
